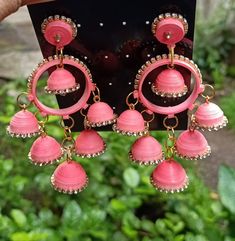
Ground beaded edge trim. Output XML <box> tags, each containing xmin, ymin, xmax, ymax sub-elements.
<box><xmin>6</xmin><ymin>126</ymin><xmax>40</xmax><ymax>138</ymax></box>
<box><xmin>86</xmin><ymin>116</ymin><xmax>117</xmax><ymax>128</ymax></box>
<box><xmin>151</xmin><ymin>83</ymin><xmax>188</xmax><ymax>98</ymax></box>
<box><xmin>28</xmin><ymin>148</ymin><xmax>64</xmax><ymax>166</ymax></box>
<box><xmin>41</xmin><ymin>15</ymin><xmax>77</xmax><ymax>39</ymax></box>
<box><xmin>112</xmin><ymin>124</ymin><xmax>149</xmax><ymax>137</ymax></box>
<box><xmin>129</xmin><ymin>151</ymin><xmax>164</xmax><ymax>165</ymax></box>
<box><xmin>44</xmin><ymin>83</ymin><xmax>80</xmax><ymax>95</ymax></box>
<box><xmin>75</xmin><ymin>142</ymin><xmax>107</xmax><ymax>158</ymax></box>
<box><xmin>51</xmin><ymin>175</ymin><xmax>89</xmax><ymax>194</ymax></box>
<box><xmin>151</xmin><ymin>13</ymin><xmax>188</xmax><ymax>36</ymax></box>
<box><xmin>150</xmin><ymin>175</ymin><xmax>189</xmax><ymax>193</ymax></box>
<box><xmin>195</xmin><ymin>116</ymin><xmax>228</xmax><ymax>132</ymax></box>
<box><xmin>175</xmin><ymin>145</ymin><xmax>211</xmax><ymax>161</ymax></box>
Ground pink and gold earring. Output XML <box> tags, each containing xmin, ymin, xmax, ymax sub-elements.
<box><xmin>74</xmin><ymin>109</ymin><xmax>107</xmax><ymax>158</ymax></box>
<box><xmin>7</xmin><ymin>93</ymin><xmax>40</xmax><ymax>138</ymax></box>
<box><xmin>42</xmin><ymin>15</ymin><xmax>80</xmax><ymax>95</ymax></box>
<box><xmin>51</xmin><ymin>117</ymin><xmax>88</xmax><ymax>194</ymax></box>
<box><xmin>122</xmin><ymin>13</ymin><xmax>228</xmax><ymax>193</ymax></box>
<box><xmin>113</xmin><ymin>92</ymin><xmax>148</xmax><ymax>136</ymax></box>
<box><xmin>85</xmin><ymin>86</ymin><xmax>117</xmax><ymax>128</ymax></box>
<box><xmin>194</xmin><ymin>84</ymin><xmax>228</xmax><ymax>131</ymax></box>
<box><xmin>151</xmin><ymin>116</ymin><xmax>189</xmax><ymax>193</ymax></box>
<box><xmin>28</xmin><ymin>115</ymin><xmax>64</xmax><ymax>166</ymax></box>
<box><xmin>7</xmin><ymin>15</ymin><xmax>115</xmax><ymax>194</ymax></box>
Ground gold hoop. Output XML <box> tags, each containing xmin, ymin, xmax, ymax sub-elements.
<box><xmin>17</xmin><ymin>92</ymin><xmax>31</xmax><ymax>109</ymax></box>
<box><xmin>92</xmin><ymin>86</ymin><xmax>101</xmax><ymax>103</ymax></box>
<box><xmin>61</xmin><ymin>136</ymin><xmax>75</xmax><ymax>147</ymax></box>
<box><xmin>126</xmin><ymin>92</ymin><xmax>138</xmax><ymax>109</ymax></box>
<box><xmin>163</xmin><ymin>116</ymin><xmax>179</xmax><ymax>129</ymax></box>
<box><xmin>80</xmin><ymin>108</ymin><xmax>88</xmax><ymax>117</ymax></box>
<box><xmin>141</xmin><ymin>110</ymin><xmax>155</xmax><ymax>123</ymax></box>
<box><xmin>201</xmin><ymin>84</ymin><xmax>215</xmax><ymax>101</ymax></box>
<box><xmin>93</xmin><ymin>95</ymin><xmax>101</xmax><ymax>102</ymax></box>
<box><xmin>34</xmin><ymin>111</ymin><xmax>49</xmax><ymax>124</ymax></box>
<box><xmin>92</xmin><ymin>85</ymin><xmax>100</xmax><ymax>97</ymax></box>
<box><xmin>60</xmin><ymin>116</ymin><xmax>75</xmax><ymax>129</ymax></box>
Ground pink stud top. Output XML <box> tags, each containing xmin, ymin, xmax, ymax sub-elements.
<box><xmin>176</xmin><ymin>130</ymin><xmax>209</xmax><ymax>157</ymax></box>
<box><xmin>152</xmin><ymin>14</ymin><xmax>188</xmax><ymax>46</ymax></box>
<box><xmin>87</xmin><ymin>102</ymin><xmax>115</xmax><ymax>123</ymax></box>
<box><xmin>116</xmin><ymin>109</ymin><xmax>145</xmax><ymax>132</ymax></box>
<box><xmin>75</xmin><ymin>130</ymin><xmax>105</xmax><ymax>154</ymax></box>
<box><xmin>155</xmin><ymin>18</ymin><xmax>185</xmax><ymax>45</ymax></box>
<box><xmin>131</xmin><ymin>136</ymin><xmax>163</xmax><ymax>161</ymax></box>
<box><xmin>9</xmin><ymin>110</ymin><xmax>39</xmax><ymax>134</ymax></box>
<box><xmin>44</xmin><ymin>20</ymin><xmax>73</xmax><ymax>48</ymax></box>
<box><xmin>47</xmin><ymin>68</ymin><xmax>76</xmax><ymax>90</ymax></box>
<box><xmin>195</xmin><ymin>102</ymin><xmax>224</xmax><ymax>127</ymax></box>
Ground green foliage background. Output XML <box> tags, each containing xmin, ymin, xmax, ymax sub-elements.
<box><xmin>1</xmin><ymin>1</ymin><xmax>235</xmax><ymax>240</ymax></box>
<box><xmin>1</xmin><ymin>74</ymin><xmax>235</xmax><ymax>241</ymax></box>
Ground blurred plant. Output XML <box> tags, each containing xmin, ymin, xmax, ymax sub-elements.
<box><xmin>220</xmin><ymin>91</ymin><xmax>235</xmax><ymax>131</ymax></box>
<box><xmin>194</xmin><ymin>0</ymin><xmax>235</xmax><ymax>89</ymax></box>
<box><xmin>1</xmin><ymin>79</ymin><xmax>235</xmax><ymax>241</ymax></box>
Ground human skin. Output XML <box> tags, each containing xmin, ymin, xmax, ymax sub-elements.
<box><xmin>0</xmin><ymin>0</ymin><xmax>55</xmax><ymax>21</ymax></box>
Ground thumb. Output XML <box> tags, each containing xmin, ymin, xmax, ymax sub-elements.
<box><xmin>21</xmin><ymin>0</ymin><xmax>55</xmax><ymax>6</ymax></box>
<box><xmin>0</xmin><ymin>0</ymin><xmax>55</xmax><ymax>22</ymax></box>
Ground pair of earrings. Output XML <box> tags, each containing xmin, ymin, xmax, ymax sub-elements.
<box><xmin>7</xmin><ymin>13</ymin><xmax>228</xmax><ymax>195</ymax></box>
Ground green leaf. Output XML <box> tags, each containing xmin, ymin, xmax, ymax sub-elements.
<box><xmin>11</xmin><ymin>232</ymin><xmax>30</xmax><ymax>241</ymax></box>
<box><xmin>218</xmin><ymin>165</ymin><xmax>235</xmax><ymax>214</ymax></box>
<box><xmin>110</xmin><ymin>199</ymin><xmax>127</xmax><ymax>212</ymax></box>
<box><xmin>89</xmin><ymin>229</ymin><xmax>108</xmax><ymax>240</ymax></box>
<box><xmin>185</xmin><ymin>233</ymin><xmax>209</xmax><ymax>241</ymax></box>
<box><xmin>62</xmin><ymin>201</ymin><xmax>82</xmax><ymax>225</ymax></box>
<box><xmin>2</xmin><ymin>159</ymin><xmax>13</xmax><ymax>172</ymax></box>
<box><xmin>123</xmin><ymin>168</ymin><xmax>140</xmax><ymax>188</ymax></box>
<box><xmin>39</xmin><ymin>209</ymin><xmax>58</xmax><ymax>227</ymax></box>
<box><xmin>122</xmin><ymin>211</ymin><xmax>140</xmax><ymax>229</ymax></box>
<box><xmin>122</xmin><ymin>225</ymin><xmax>138</xmax><ymax>239</ymax></box>
<box><xmin>155</xmin><ymin>219</ymin><xmax>167</xmax><ymax>235</ymax></box>
<box><xmin>28</xmin><ymin>231</ymin><xmax>49</xmax><ymax>241</ymax></box>
<box><xmin>140</xmin><ymin>219</ymin><xmax>155</xmax><ymax>233</ymax></box>
<box><xmin>225</xmin><ymin>237</ymin><xmax>235</xmax><ymax>241</ymax></box>
<box><xmin>10</xmin><ymin>209</ymin><xmax>27</xmax><ymax>227</ymax></box>
<box><xmin>113</xmin><ymin>231</ymin><xmax>128</xmax><ymax>241</ymax></box>
<box><xmin>174</xmin><ymin>235</ymin><xmax>185</xmax><ymax>241</ymax></box>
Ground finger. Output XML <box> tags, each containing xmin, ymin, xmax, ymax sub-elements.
<box><xmin>0</xmin><ymin>0</ymin><xmax>21</xmax><ymax>21</ymax></box>
<box><xmin>21</xmin><ymin>0</ymin><xmax>55</xmax><ymax>6</ymax></box>
<box><xmin>0</xmin><ymin>0</ymin><xmax>55</xmax><ymax>21</ymax></box>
